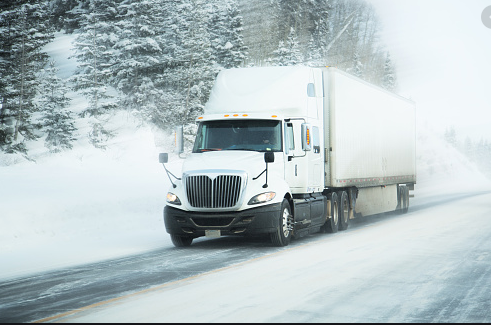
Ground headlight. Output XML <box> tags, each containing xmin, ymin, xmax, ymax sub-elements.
<box><xmin>248</xmin><ymin>192</ymin><xmax>276</xmax><ymax>205</ymax></box>
<box><xmin>166</xmin><ymin>192</ymin><xmax>181</xmax><ymax>205</ymax></box>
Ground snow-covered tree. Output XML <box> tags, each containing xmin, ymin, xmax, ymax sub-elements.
<box><xmin>49</xmin><ymin>0</ymin><xmax>90</xmax><ymax>33</ymax></box>
<box><xmin>38</xmin><ymin>61</ymin><xmax>76</xmax><ymax>153</ymax></box>
<box><xmin>0</xmin><ymin>0</ymin><xmax>54</xmax><ymax>155</ymax></box>
<box><xmin>160</xmin><ymin>0</ymin><xmax>216</xmax><ymax>127</ymax></box>
<box><xmin>208</xmin><ymin>0</ymin><xmax>247</xmax><ymax>69</ymax></box>
<box><xmin>110</xmin><ymin>0</ymin><xmax>169</xmax><ymax>127</ymax></box>
<box><xmin>70</xmin><ymin>0</ymin><xmax>120</xmax><ymax>148</ymax></box>
<box><xmin>306</xmin><ymin>0</ymin><xmax>330</xmax><ymax>58</ymax></box>
<box><xmin>306</xmin><ymin>35</ymin><xmax>324</xmax><ymax>67</ymax></box>
<box><xmin>382</xmin><ymin>52</ymin><xmax>396</xmax><ymax>91</ymax></box>
<box><xmin>444</xmin><ymin>126</ymin><xmax>457</xmax><ymax>148</ymax></box>
<box><xmin>271</xmin><ymin>27</ymin><xmax>302</xmax><ymax>66</ymax></box>
<box><xmin>351</xmin><ymin>51</ymin><xmax>363</xmax><ymax>78</ymax></box>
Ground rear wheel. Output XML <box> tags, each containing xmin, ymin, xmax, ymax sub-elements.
<box><xmin>271</xmin><ymin>199</ymin><xmax>292</xmax><ymax>247</ymax></box>
<box><xmin>338</xmin><ymin>191</ymin><xmax>350</xmax><ymax>231</ymax></box>
<box><xmin>325</xmin><ymin>192</ymin><xmax>339</xmax><ymax>233</ymax></box>
<box><xmin>170</xmin><ymin>234</ymin><xmax>193</xmax><ymax>247</ymax></box>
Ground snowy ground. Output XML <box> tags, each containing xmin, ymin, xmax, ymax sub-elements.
<box><xmin>0</xmin><ymin>118</ymin><xmax>179</xmax><ymax>280</ymax></box>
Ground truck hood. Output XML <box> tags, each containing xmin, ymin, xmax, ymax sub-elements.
<box><xmin>183</xmin><ymin>151</ymin><xmax>271</xmax><ymax>177</ymax></box>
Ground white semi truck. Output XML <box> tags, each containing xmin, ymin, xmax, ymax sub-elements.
<box><xmin>160</xmin><ymin>66</ymin><xmax>416</xmax><ymax>247</ymax></box>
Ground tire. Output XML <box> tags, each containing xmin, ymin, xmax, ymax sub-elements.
<box><xmin>325</xmin><ymin>192</ymin><xmax>339</xmax><ymax>233</ymax></box>
<box><xmin>338</xmin><ymin>191</ymin><xmax>350</xmax><ymax>231</ymax></box>
<box><xmin>271</xmin><ymin>199</ymin><xmax>293</xmax><ymax>247</ymax></box>
<box><xmin>170</xmin><ymin>234</ymin><xmax>193</xmax><ymax>247</ymax></box>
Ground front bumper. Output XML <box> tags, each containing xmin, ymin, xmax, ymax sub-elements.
<box><xmin>164</xmin><ymin>203</ymin><xmax>282</xmax><ymax>238</ymax></box>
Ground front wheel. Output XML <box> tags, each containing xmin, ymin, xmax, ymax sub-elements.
<box><xmin>170</xmin><ymin>234</ymin><xmax>193</xmax><ymax>247</ymax></box>
<box><xmin>271</xmin><ymin>199</ymin><xmax>293</xmax><ymax>247</ymax></box>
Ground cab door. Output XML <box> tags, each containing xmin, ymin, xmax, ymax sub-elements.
<box><xmin>284</xmin><ymin>120</ymin><xmax>309</xmax><ymax>193</ymax></box>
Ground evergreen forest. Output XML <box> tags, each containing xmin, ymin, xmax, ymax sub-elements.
<box><xmin>1</xmin><ymin>0</ymin><xmax>398</xmax><ymax>159</ymax></box>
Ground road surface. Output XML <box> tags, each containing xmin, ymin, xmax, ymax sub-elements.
<box><xmin>1</xmin><ymin>191</ymin><xmax>491</xmax><ymax>322</ymax></box>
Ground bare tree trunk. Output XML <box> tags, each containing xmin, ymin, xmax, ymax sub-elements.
<box><xmin>326</xmin><ymin>12</ymin><xmax>355</xmax><ymax>55</ymax></box>
<box><xmin>14</xmin><ymin>7</ymin><xmax>26</xmax><ymax>143</ymax></box>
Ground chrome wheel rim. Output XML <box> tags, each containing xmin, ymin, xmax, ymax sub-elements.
<box><xmin>282</xmin><ymin>208</ymin><xmax>290</xmax><ymax>237</ymax></box>
<box><xmin>343</xmin><ymin>197</ymin><xmax>349</xmax><ymax>223</ymax></box>
<box><xmin>333</xmin><ymin>201</ymin><xmax>339</xmax><ymax>225</ymax></box>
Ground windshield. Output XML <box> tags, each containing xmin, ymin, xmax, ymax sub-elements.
<box><xmin>193</xmin><ymin>119</ymin><xmax>282</xmax><ymax>153</ymax></box>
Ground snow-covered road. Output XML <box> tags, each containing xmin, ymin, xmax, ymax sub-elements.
<box><xmin>25</xmin><ymin>191</ymin><xmax>491</xmax><ymax>323</ymax></box>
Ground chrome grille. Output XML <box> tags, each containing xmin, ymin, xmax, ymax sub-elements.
<box><xmin>186</xmin><ymin>175</ymin><xmax>242</xmax><ymax>208</ymax></box>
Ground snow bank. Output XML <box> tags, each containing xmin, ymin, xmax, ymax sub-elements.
<box><xmin>0</xmin><ymin>113</ymin><xmax>184</xmax><ymax>279</ymax></box>
<box><xmin>415</xmin><ymin>120</ymin><xmax>491</xmax><ymax>197</ymax></box>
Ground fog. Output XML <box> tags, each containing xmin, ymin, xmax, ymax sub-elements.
<box><xmin>367</xmin><ymin>0</ymin><xmax>491</xmax><ymax>140</ymax></box>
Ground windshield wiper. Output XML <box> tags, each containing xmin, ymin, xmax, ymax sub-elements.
<box><xmin>197</xmin><ymin>148</ymin><xmax>222</xmax><ymax>152</ymax></box>
<box><xmin>224</xmin><ymin>148</ymin><xmax>258</xmax><ymax>151</ymax></box>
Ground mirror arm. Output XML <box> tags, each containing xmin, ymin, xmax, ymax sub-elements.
<box><xmin>162</xmin><ymin>163</ymin><xmax>181</xmax><ymax>188</ymax></box>
<box><xmin>253</xmin><ymin>168</ymin><xmax>266</xmax><ymax>181</ymax></box>
<box><xmin>263</xmin><ymin>164</ymin><xmax>269</xmax><ymax>188</ymax></box>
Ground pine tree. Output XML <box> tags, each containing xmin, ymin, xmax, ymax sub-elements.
<box><xmin>111</xmin><ymin>0</ymin><xmax>172</xmax><ymax>129</ymax></box>
<box><xmin>306</xmin><ymin>0</ymin><xmax>330</xmax><ymax>61</ymax></box>
<box><xmin>208</xmin><ymin>0</ymin><xmax>247</xmax><ymax>69</ymax></box>
<box><xmin>463</xmin><ymin>136</ymin><xmax>474</xmax><ymax>160</ymax></box>
<box><xmin>49</xmin><ymin>0</ymin><xmax>91</xmax><ymax>33</ymax></box>
<box><xmin>39</xmin><ymin>61</ymin><xmax>77</xmax><ymax>153</ymax></box>
<box><xmin>444</xmin><ymin>126</ymin><xmax>457</xmax><ymax>148</ymax></box>
<box><xmin>351</xmin><ymin>51</ymin><xmax>363</xmax><ymax>78</ymax></box>
<box><xmin>0</xmin><ymin>0</ymin><xmax>54</xmax><ymax>155</ymax></box>
<box><xmin>306</xmin><ymin>35</ymin><xmax>323</xmax><ymax>67</ymax></box>
<box><xmin>271</xmin><ymin>27</ymin><xmax>302</xmax><ymax>66</ymax></box>
<box><xmin>162</xmin><ymin>0</ymin><xmax>215</xmax><ymax>127</ymax></box>
<box><xmin>70</xmin><ymin>0</ymin><xmax>120</xmax><ymax>148</ymax></box>
<box><xmin>382</xmin><ymin>52</ymin><xmax>396</xmax><ymax>91</ymax></box>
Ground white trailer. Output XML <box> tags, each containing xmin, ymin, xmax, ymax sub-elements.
<box><xmin>160</xmin><ymin>66</ymin><xmax>416</xmax><ymax>247</ymax></box>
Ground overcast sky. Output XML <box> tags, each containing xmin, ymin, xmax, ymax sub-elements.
<box><xmin>366</xmin><ymin>0</ymin><xmax>491</xmax><ymax>142</ymax></box>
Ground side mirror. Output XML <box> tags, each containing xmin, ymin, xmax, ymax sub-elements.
<box><xmin>159</xmin><ymin>153</ymin><xmax>168</xmax><ymax>164</ymax></box>
<box><xmin>254</xmin><ymin>152</ymin><xmax>274</xmax><ymax>188</ymax></box>
<box><xmin>264</xmin><ymin>152</ymin><xmax>274</xmax><ymax>163</ymax></box>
